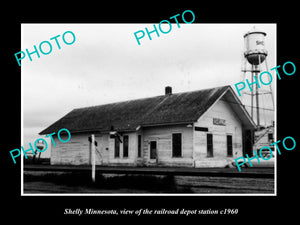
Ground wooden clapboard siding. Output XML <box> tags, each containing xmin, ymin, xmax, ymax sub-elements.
<box><xmin>50</xmin><ymin>133</ymin><xmax>90</xmax><ymax>165</ymax></box>
<box><xmin>107</xmin><ymin>132</ymin><xmax>138</xmax><ymax>166</ymax></box>
<box><xmin>51</xmin><ymin>132</ymin><xmax>140</xmax><ymax>166</ymax></box>
<box><xmin>96</xmin><ymin>134</ymin><xmax>109</xmax><ymax>165</ymax></box>
<box><xmin>97</xmin><ymin>132</ymin><xmax>138</xmax><ymax>166</ymax></box>
<box><xmin>194</xmin><ymin>98</ymin><xmax>243</xmax><ymax>167</ymax></box>
<box><xmin>43</xmin><ymin>85</ymin><xmax>256</xmax><ymax>168</ymax></box>
<box><xmin>50</xmin><ymin>97</ymin><xmax>245</xmax><ymax>168</ymax></box>
<box><xmin>142</xmin><ymin>125</ymin><xmax>194</xmax><ymax>167</ymax></box>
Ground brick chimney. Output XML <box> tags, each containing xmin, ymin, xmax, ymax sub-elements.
<box><xmin>165</xmin><ymin>86</ymin><xmax>172</xmax><ymax>95</ymax></box>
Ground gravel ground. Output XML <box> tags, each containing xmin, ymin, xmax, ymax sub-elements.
<box><xmin>23</xmin><ymin>171</ymin><xmax>274</xmax><ymax>194</ymax></box>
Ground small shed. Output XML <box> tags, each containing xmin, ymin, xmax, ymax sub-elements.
<box><xmin>40</xmin><ymin>85</ymin><xmax>256</xmax><ymax>167</ymax></box>
<box><xmin>253</xmin><ymin>125</ymin><xmax>274</xmax><ymax>153</ymax></box>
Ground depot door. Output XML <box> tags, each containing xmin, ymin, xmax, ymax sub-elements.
<box><xmin>150</xmin><ymin>141</ymin><xmax>157</xmax><ymax>160</ymax></box>
<box><xmin>243</xmin><ymin>129</ymin><xmax>254</xmax><ymax>157</ymax></box>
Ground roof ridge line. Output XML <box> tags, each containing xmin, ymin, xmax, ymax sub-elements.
<box><xmin>72</xmin><ymin>85</ymin><xmax>231</xmax><ymax>111</ymax></box>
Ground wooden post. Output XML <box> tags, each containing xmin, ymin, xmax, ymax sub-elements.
<box><xmin>91</xmin><ymin>134</ymin><xmax>96</xmax><ymax>183</ymax></box>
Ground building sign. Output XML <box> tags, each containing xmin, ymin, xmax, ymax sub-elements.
<box><xmin>213</xmin><ymin>118</ymin><xmax>226</xmax><ymax>126</ymax></box>
<box><xmin>256</xmin><ymin>40</ymin><xmax>264</xmax><ymax>46</ymax></box>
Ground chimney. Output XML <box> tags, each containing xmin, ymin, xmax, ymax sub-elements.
<box><xmin>165</xmin><ymin>86</ymin><xmax>172</xmax><ymax>95</ymax></box>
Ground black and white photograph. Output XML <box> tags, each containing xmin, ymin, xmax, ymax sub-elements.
<box><xmin>21</xmin><ymin>23</ymin><xmax>276</xmax><ymax>195</ymax></box>
<box><xmin>4</xmin><ymin>4</ymin><xmax>298</xmax><ymax>221</ymax></box>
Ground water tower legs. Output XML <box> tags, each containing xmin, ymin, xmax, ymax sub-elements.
<box><xmin>254</xmin><ymin>65</ymin><xmax>260</xmax><ymax>127</ymax></box>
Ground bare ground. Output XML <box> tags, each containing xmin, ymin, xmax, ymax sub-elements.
<box><xmin>23</xmin><ymin>171</ymin><xmax>274</xmax><ymax>194</ymax></box>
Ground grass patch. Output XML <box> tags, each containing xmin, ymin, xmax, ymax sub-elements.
<box><xmin>24</xmin><ymin>171</ymin><xmax>192</xmax><ymax>193</ymax></box>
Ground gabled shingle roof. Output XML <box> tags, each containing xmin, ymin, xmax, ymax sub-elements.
<box><xmin>39</xmin><ymin>85</ymin><xmax>252</xmax><ymax>134</ymax></box>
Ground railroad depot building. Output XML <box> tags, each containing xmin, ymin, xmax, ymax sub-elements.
<box><xmin>40</xmin><ymin>85</ymin><xmax>256</xmax><ymax>168</ymax></box>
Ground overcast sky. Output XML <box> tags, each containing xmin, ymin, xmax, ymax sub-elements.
<box><xmin>21</xmin><ymin>23</ymin><xmax>276</xmax><ymax>157</ymax></box>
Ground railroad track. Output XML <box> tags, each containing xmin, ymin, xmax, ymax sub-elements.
<box><xmin>24</xmin><ymin>164</ymin><xmax>274</xmax><ymax>178</ymax></box>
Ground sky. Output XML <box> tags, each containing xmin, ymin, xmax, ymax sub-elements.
<box><xmin>21</xmin><ymin>23</ymin><xmax>276</xmax><ymax>157</ymax></box>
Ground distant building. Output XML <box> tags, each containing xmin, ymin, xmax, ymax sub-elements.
<box><xmin>253</xmin><ymin>125</ymin><xmax>274</xmax><ymax>154</ymax></box>
<box><xmin>40</xmin><ymin>86</ymin><xmax>256</xmax><ymax>168</ymax></box>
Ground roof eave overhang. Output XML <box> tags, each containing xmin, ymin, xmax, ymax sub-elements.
<box><xmin>225</xmin><ymin>87</ymin><xmax>257</xmax><ymax>129</ymax></box>
<box><xmin>195</xmin><ymin>86</ymin><xmax>256</xmax><ymax>130</ymax></box>
<box><xmin>139</xmin><ymin>121</ymin><xmax>194</xmax><ymax>129</ymax></box>
<box><xmin>39</xmin><ymin>128</ymin><xmax>138</xmax><ymax>135</ymax></box>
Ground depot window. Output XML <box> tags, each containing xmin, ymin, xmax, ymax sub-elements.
<box><xmin>172</xmin><ymin>133</ymin><xmax>182</xmax><ymax>157</ymax></box>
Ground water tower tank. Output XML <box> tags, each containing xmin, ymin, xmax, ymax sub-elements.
<box><xmin>35</xmin><ymin>140</ymin><xmax>45</xmax><ymax>151</ymax></box>
<box><xmin>244</xmin><ymin>27</ymin><xmax>268</xmax><ymax>65</ymax></box>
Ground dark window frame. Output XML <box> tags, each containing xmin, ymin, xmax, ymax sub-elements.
<box><xmin>195</xmin><ymin>126</ymin><xmax>209</xmax><ymax>132</ymax></box>
<box><xmin>114</xmin><ymin>138</ymin><xmax>120</xmax><ymax>158</ymax></box>
<box><xmin>123</xmin><ymin>135</ymin><xmax>129</xmax><ymax>158</ymax></box>
<box><xmin>138</xmin><ymin>135</ymin><xmax>142</xmax><ymax>158</ymax></box>
<box><xmin>227</xmin><ymin>135</ymin><xmax>233</xmax><ymax>157</ymax></box>
<box><xmin>268</xmin><ymin>133</ymin><xmax>274</xmax><ymax>142</ymax></box>
<box><xmin>150</xmin><ymin>141</ymin><xmax>157</xmax><ymax>159</ymax></box>
<box><xmin>172</xmin><ymin>133</ymin><xmax>182</xmax><ymax>158</ymax></box>
<box><xmin>207</xmin><ymin>133</ymin><xmax>213</xmax><ymax>157</ymax></box>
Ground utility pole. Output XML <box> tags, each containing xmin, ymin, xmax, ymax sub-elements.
<box><xmin>89</xmin><ymin>134</ymin><xmax>96</xmax><ymax>183</ymax></box>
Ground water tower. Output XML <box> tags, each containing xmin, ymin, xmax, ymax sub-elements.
<box><xmin>32</xmin><ymin>140</ymin><xmax>45</xmax><ymax>162</ymax></box>
<box><xmin>241</xmin><ymin>27</ymin><xmax>274</xmax><ymax>129</ymax></box>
